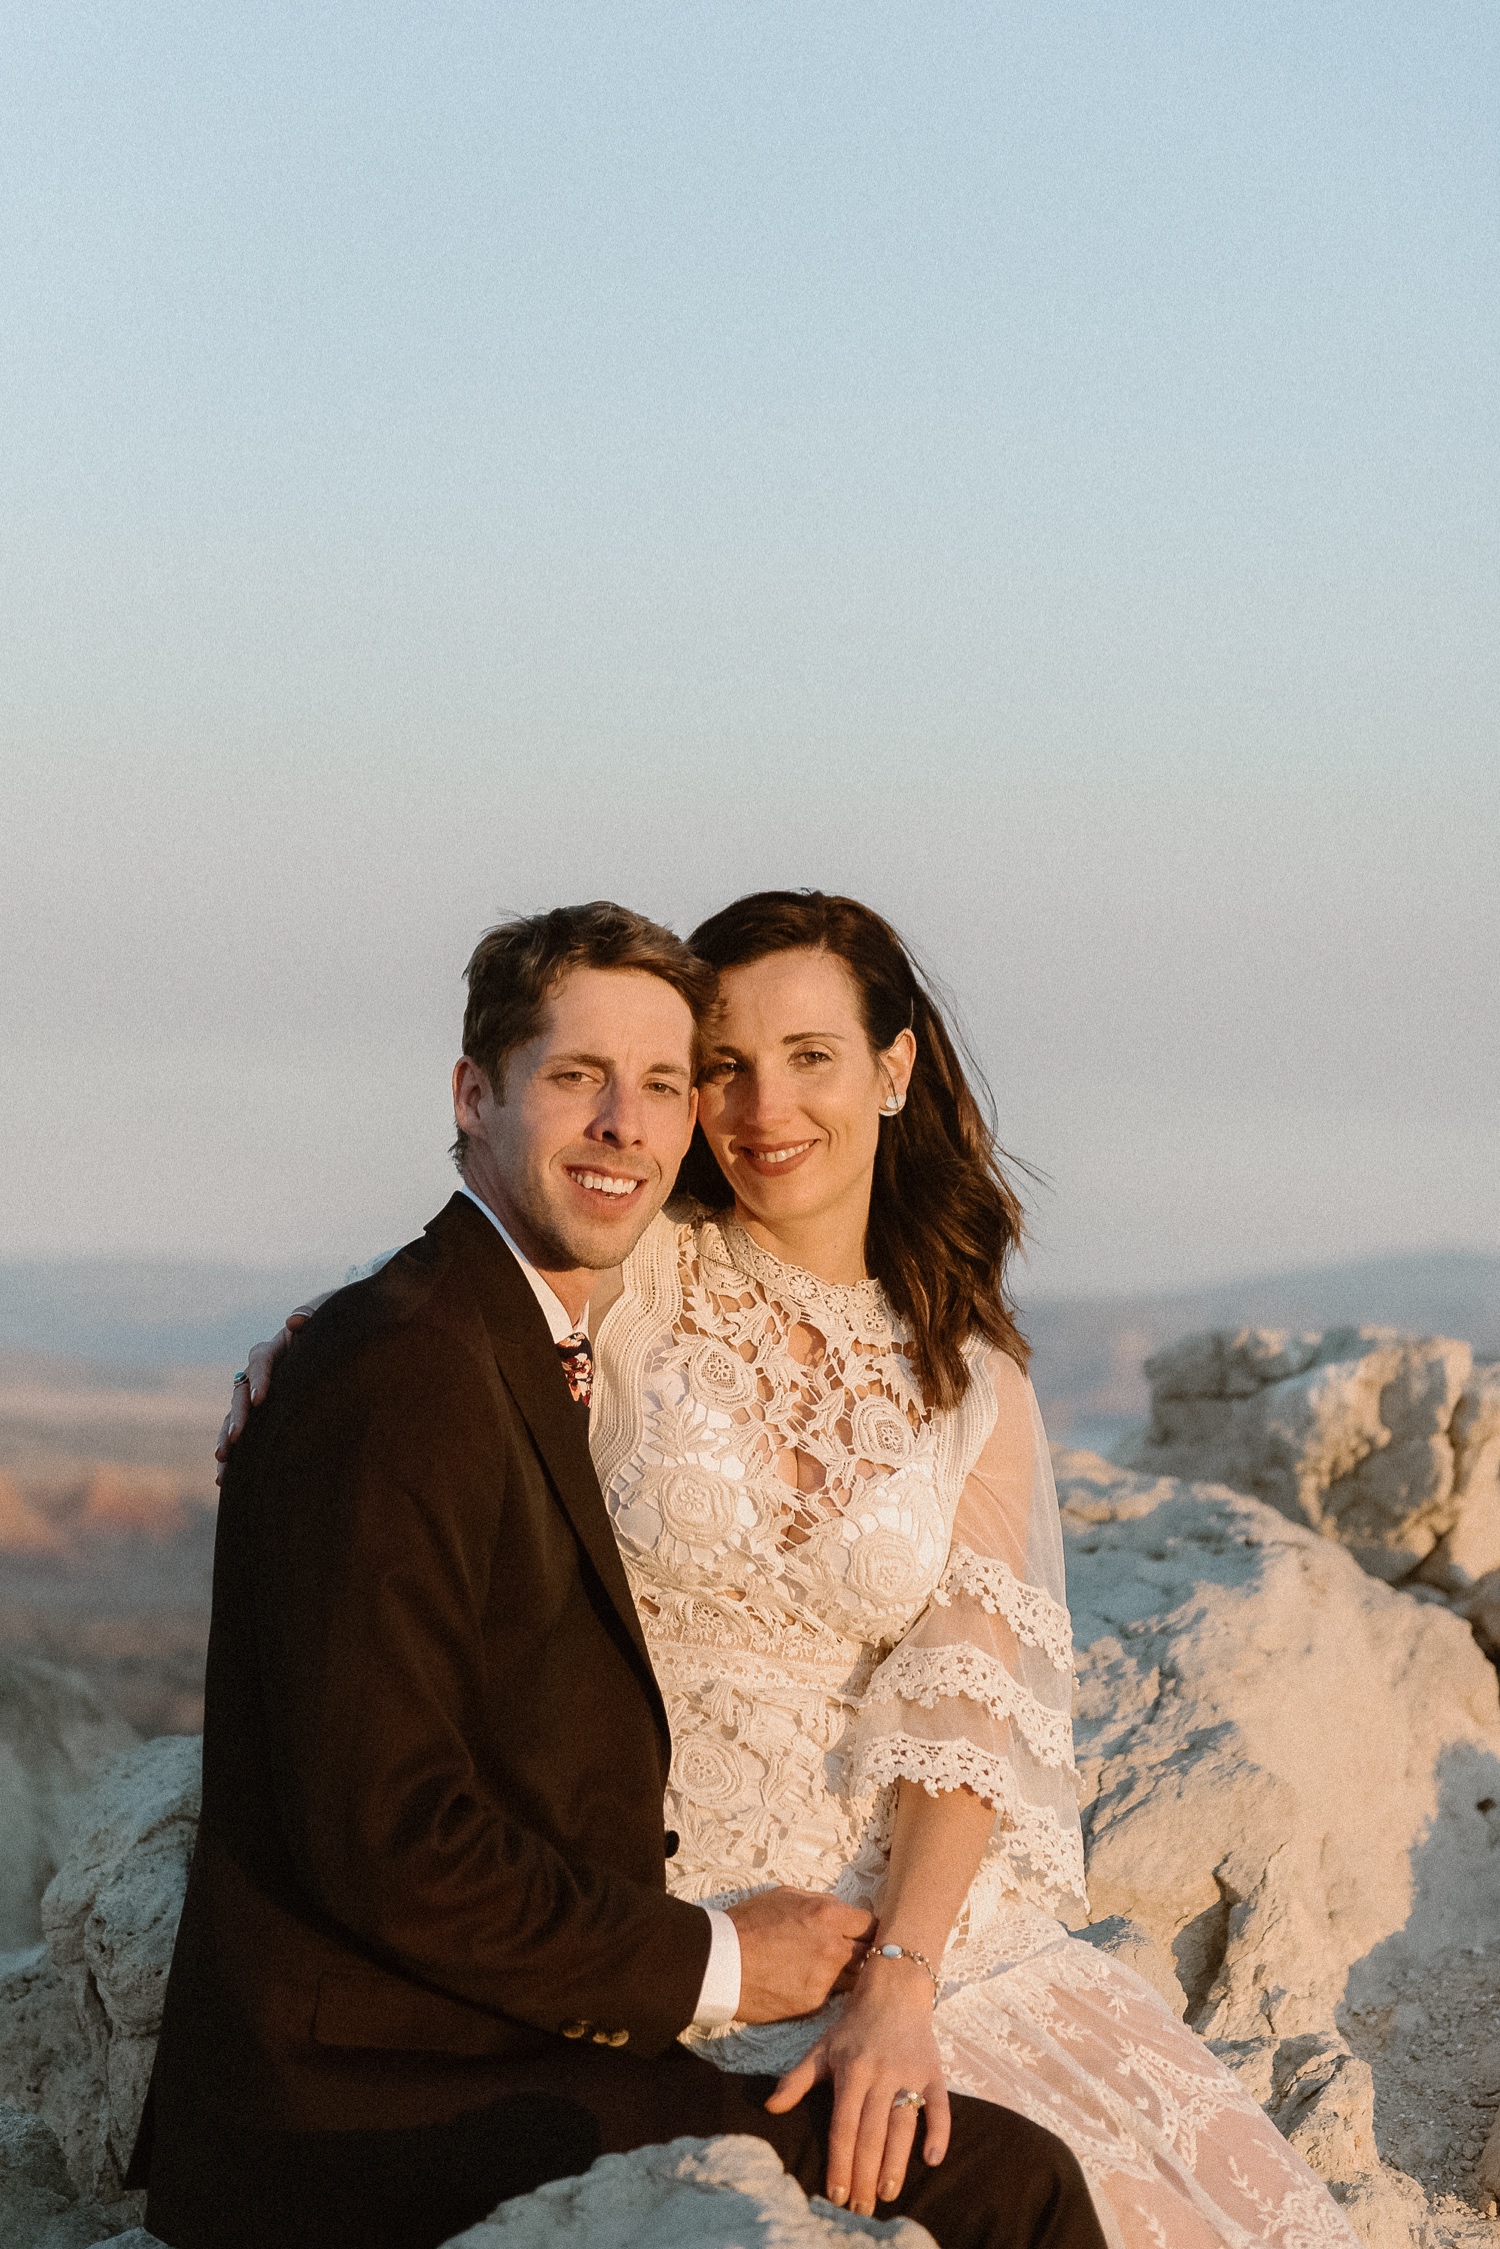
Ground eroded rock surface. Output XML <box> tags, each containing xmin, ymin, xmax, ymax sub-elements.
<box><xmin>1117</xmin><ymin>1327</ymin><xmax>1500</xmax><ymax>1590</ymax></box>
<box><xmin>0</xmin><ymin>1945</ymin><xmax>93</xmax><ymax>2193</ymax></box>
<box><xmin>445</xmin><ymin>2134</ymin><xmax>935</xmax><ymax>2246</ymax></box>
<box><xmin>0</xmin><ymin>2102</ymin><xmax>132</xmax><ymax>2249</ymax></box>
<box><xmin>37</xmin><ymin>1737</ymin><xmax>200</xmax><ymax>2202</ymax></box>
<box><xmin>1061</xmin><ymin>1446</ymin><xmax>1500</xmax><ymax>2243</ymax></box>
<box><xmin>0</xmin><ymin>1660</ymin><xmax>136</xmax><ymax>1955</ymax></box>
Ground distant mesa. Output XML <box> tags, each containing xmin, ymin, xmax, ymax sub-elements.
<box><xmin>79</xmin><ymin>1466</ymin><xmax>190</xmax><ymax>1541</ymax></box>
<box><xmin>0</xmin><ymin>1474</ymin><xmax>66</xmax><ymax>1559</ymax></box>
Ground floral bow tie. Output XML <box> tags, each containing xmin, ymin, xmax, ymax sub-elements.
<box><xmin>557</xmin><ymin>1331</ymin><xmax>594</xmax><ymax>1410</ymax></box>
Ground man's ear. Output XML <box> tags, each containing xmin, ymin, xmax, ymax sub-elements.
<box><xmin>452</xmin><ymin>1056</ymin><xmax>495</xmax><ymax>1134</ymax></box>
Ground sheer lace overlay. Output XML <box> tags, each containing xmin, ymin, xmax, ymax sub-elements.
<box><xmin>592</xmin><ymin>1213</ymin><xmax>1359</xmax><ymax>2249</ymax></box>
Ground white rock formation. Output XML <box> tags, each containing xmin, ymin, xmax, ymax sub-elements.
<box><xmin>37</xmin><ymin>1737</ymin><xmax>200</xmax><ymax>2203</ymax></box>
<box><xmin>444</xmin><ymin>2134</ymin><xmax>935</xmax><ymax>2246</ymax></box>
<box><xmin>1061</xmin><ymin>1445</ymin><xmax>1500</xmax><ymax>2243</ymax></box>
<box><xmin>14</xmin><ymin>1434</ymin><xmax>1500</xmax><ymax>2242</ymax></box>
<box><xmin>1117</xmin><ymin>1327</ymin><xmax>1500</xmax><ymax>1589</ymax></box>
<box><xmin>0</xmin><ymin>1945</ymin><xmax>93</xmax><ymax>2194</ymax></box>
<box><xmin>0</xmin><ymin>2103</ymin><xmax>128</xmax><ymax>2249</ymax></box>
<box><xmin>0</xmin><ymin>1660</ymin><xmax>136</xmax><ymax>1954</ymax></box>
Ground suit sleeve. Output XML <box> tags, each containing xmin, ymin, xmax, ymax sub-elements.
<box><xmin>245</xmin><ymin>1325</ymin><xmax>711</xmax><ymax>2057</ymax></box>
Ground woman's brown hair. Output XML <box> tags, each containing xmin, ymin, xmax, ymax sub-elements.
<box><xmin>676</xmin><ymin>890</ymin><xmax>1030</xmax><ymax>1411</ymax></box>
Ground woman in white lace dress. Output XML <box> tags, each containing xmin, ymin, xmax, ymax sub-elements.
<box><xmin>587</xmin><ymin>889</ymin><xmax>1358</xmax><ymax>2249</ymax></box>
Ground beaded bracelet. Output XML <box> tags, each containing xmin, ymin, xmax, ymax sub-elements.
<box><xmin>862</xmin><ymin>1941</ymin><xmax>940</xmax><ymax>2002</ymax></box>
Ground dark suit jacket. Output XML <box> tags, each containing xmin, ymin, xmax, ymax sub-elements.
<box><xmin>138</xmin><ymin>1194</ymin><xmax>711</xmax><ymax>2165</ymax></box>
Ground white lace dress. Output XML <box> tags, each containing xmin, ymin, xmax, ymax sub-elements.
<box><xmin>592</xmin><ymin>1213</ymin><xmax>1359</xmax><ymax>2249</ymax></box>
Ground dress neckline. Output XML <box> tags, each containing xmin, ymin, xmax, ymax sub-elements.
<box><xmin>710</xmin><ymin>1214</ymin><xmax>892</xmax><ymax>1341</ymax></box>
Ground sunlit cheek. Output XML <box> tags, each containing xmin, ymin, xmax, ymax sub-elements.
<box><xmin>695</xmin><ymin>1086</ymin><xmax>732</xmax><ymax>1147</ymax></box>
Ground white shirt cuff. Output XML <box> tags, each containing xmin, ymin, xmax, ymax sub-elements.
<box><xmin>691</xmin><ymin>1906</ymin><xmax>741</xmax><ymax>2029</ymax></box>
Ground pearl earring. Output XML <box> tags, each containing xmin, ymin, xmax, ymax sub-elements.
<box><xmin>879</xmin><ymin>1093</ymin><xmax>906</xmax><ymax>1116</ymax></box>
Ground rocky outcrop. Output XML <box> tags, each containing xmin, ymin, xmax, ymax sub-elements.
<box><xmin>0</xmin><ymin>1732</ymin><xmax>198</xmax><ymax>2211</ymax></box>
<box><xmin>12</xmin><ymin>1435</ymin><xmax>1500</xmax><ymax>2241</ymax></box>
<box><xmin>0</xmin><ymin>1661</ymin><xmax>136</xmax><ymax>1955</ymax></box>
<box><xmin>0</xmin><ymin>2104</ymin><xmax>132</xmax><ymax>2249</ymax></box>
<box><xmin>1117</xmin><ymin>1327</ymin><xmax>1500</xmax><ymax>1590</ymax></box>
<box><xmin>36</xmin><ymin>1738</ymin><xmax>200</xmax><ymax>2203</ymax></box>
<box><xmin>447</xmin><ymin>2135</ymin><xmax>934</xmax><ymax>2245</ymax></box>
<box><xmin>1061</xmin><ymin>1445</ymin><xmax>1500</xmax><ymax>2242</ymax></box>
<box><xmin>0</xmin><ymin>1946</ymin><xmax>92</xmax><ymax>2194</ymax></box>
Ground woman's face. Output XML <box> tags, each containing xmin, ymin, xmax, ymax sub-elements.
<box><xmin>696</xmin><ymin>947</ymin><xmax>914</xmax><ymax>1241</ymax></box>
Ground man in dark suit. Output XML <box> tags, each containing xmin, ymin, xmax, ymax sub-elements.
<box><xmin>136</xmin><ymin>903</ymin><xmax>1103</xmax><ymax>2249</ymax></box>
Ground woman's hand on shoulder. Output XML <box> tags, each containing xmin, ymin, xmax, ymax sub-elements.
<box><xmin>764</xmin><ymin>1952</ymin><xmax>949</xmax><ymax>2216</ymax></box>
<box><xmin>213</xmin><ymin>1308</ymin><xmax>315</xmax><ymax>1482</ymax></box>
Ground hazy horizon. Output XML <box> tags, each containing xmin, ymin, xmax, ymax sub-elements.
<box><xmin>4</xmin><ymin>4</ymin><xmax>1496</xmax><ymax>1295</ymax></box>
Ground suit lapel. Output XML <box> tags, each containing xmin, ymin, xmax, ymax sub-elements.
<box><xmin>431</xmin><ymin>1196</ymin><xmax>668</xmax><ymax>1740</ymax></box>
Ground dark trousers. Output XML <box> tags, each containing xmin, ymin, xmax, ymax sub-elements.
<box><xmin>146</xmin><ymin>2039</ymin><xmax>1104</xmax><ymax>2249</ymax></box>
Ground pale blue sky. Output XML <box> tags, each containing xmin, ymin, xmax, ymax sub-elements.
<box><xmin>3</xmin><ymin>2</ymin><xmax>1496</xmax><ymax>1294</ymax></box>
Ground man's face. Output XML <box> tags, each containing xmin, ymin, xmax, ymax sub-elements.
<box><xmin>453</xmin><ymin>966</ymin><xmax>699</xmax><ymax>1276</ymax></box>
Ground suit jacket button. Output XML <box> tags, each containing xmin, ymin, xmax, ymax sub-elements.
<box><xmin>561</xmin><ymin>2021</ymin><xmax>590</xmax><ymax>2039</ymax></box>
<box><xmin>607</xmin><ymin>2028</ymin><xmax>630</xmax><ymax>2047</ymax></box>
<box><xmin>664</xmin><ymin>1830</ymin><xmax>679</xmax><ymax>1858</ymax></box>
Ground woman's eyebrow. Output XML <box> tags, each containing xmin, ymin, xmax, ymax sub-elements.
<box><xmin>705</xmin><ymin>1029</ymin><xmax>846</xmax><ymax>1055</ymax></box>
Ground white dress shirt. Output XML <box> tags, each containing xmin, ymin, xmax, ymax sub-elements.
<box><xmin>455</xmin><ymin>1184</ymin><xmax>742</xmax><ymax>2029</ymax></box>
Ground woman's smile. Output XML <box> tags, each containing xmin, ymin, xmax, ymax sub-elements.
<box><xmin>732</xmin><ymin>1136</ymin><xmax>820</xmax><ymax>1175</ymax></box>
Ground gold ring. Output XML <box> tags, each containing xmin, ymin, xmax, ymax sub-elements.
<box><xmin>890</xmin><ymin>2088</ymin><xmax>926</xmax><ymax>2112</ymax></box>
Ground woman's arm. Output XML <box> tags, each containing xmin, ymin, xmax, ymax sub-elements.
<box><xmin>770</xmin><ymin>1348</ymin><xmax>1080</xmax><ymax>2219</ymax></box>
<box><xmin>218</xmin><ymin>1258</ymin><xmax>625</xmax><ymax>1481</ymax></box>
<box><xmin>766</xmin><ymin>1776</ymin><xmax>994</xmax><ymax>2216</ymax></box>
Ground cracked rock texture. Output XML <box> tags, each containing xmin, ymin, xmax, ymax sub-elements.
<box><xmin>1117</xmin><ymin>1327</ymin><xmax>1500</xmax><ymax>1591</ymax></box>
<box><xmin>0</xmin><ymin>1659</ymin><xmax>136</xmax><ymax>1956</ymax></box>
<box><xmin>0</xmin><ymin>2102</ymin><xmax>133</xmax><ymax>2248</ymax></box>
<box><xmin>1061</xmin><ymin>1446</ymin><xmax>1500</xmax><ymax>2245</ymax></box>
<box><xmin>38</xmin><ymin>1736</ymin><xmax>200</xmax><ymax>2204</ymax></box>
<box><xmin>446</xmin><ymin>2135</ymin><xmax>935</xmax><ymax>2246</ymax></box>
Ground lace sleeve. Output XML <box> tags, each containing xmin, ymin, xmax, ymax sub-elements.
<box><xmin>849</xmin><ymin>1352</ymin><xmax>1086</xmax><ymax>1914</ymax></box>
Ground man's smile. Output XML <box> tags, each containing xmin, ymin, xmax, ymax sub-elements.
<box><xmin>563</xmin><ymin>1165</ymin><xmax>647</xmax><ymax>1200</ymax></box>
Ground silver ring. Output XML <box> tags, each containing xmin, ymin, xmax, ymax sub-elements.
<box><xmin>890</xmin><ymin>2088</ymin><xmax>926</xmax><ymax>2112</ymax></box>
<box><xmin>233</xmin><ymin>1371</ymin><xmax>249</xmax><ymax>1386</ymax></box>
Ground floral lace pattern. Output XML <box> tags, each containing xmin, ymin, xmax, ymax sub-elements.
<box><xmin>934</xmin><ymin>1542</ymin><xmax>1076</xmax><ymax>1674</ymax></box>
<box><xmin>862</xmin><ymin>1640</ymin><xmax>1076</xmax><ymax>1768</ymax></box>
<box><xmin>592</xmin><ymin>1214</ymin><xmax>1360</xmax><ymax>2249</ymax></box>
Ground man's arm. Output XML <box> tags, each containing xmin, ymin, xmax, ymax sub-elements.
<box><xmin>245</xmin><ymin>1324</ymin><xmax>711</xmax><ymax>2056</ymax></box>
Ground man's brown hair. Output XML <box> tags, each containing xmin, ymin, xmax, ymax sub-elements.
<box><xmin>452</xmin><ymin>902</ymin><xmax>715</xmax><ymax>1167</ymax></box>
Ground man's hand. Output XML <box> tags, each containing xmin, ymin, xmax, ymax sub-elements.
<box><xmin>727</xmin><ymin>1888</ymin><xmax>876</xmax><ymax>2024</ymax></box>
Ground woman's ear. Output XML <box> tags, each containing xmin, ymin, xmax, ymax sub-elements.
<box><xmin>879</xmin><ymin>1027</ymin><xmax>917</xmax><ymax>1111</ymax></box>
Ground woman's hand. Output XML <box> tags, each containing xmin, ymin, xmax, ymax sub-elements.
<box><xmin>213</xmin><ymin>1308</ymin><xmax>315</xmax><ymax>1483</ymax></box>
<box><xmin>765</xmin><ymin>1952</ymin><xmax>949</xmax><ymax>2215</ymax></box>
